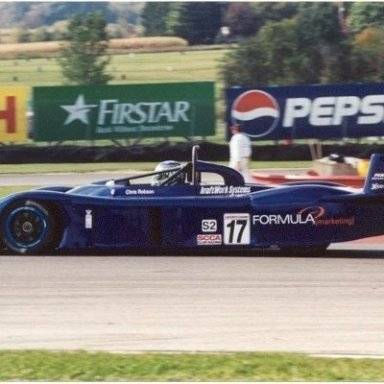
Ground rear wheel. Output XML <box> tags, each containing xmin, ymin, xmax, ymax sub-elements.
<box><xmin>2</xmin><ymin>200</ymin><xmax>62</xmax><ymax>255</ymax></box>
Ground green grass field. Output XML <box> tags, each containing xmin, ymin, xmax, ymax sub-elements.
<box><xmin>0</xmin><ymin>49</ymin><xmax>228</xmax><ymax>86</ymax></box>
<box><xmin>1</xmin><ymin>350</ymin><xmax>384</xmax><ymax>381</ymax></box>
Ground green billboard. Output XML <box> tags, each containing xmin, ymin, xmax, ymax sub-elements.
<box><xmin>33</xmin><ymin>82</ymin><xmax>215</xmax><ymax>141</ymax></box>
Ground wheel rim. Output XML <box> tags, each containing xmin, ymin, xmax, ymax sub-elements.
<box><xmin>4</xmin><ymin>206</ymin><xmax>48</xmax><ymax>250</ymax></box>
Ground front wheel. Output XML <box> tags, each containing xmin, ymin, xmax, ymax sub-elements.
<box><xmin>2</xmin><ymin>200</ymin><xmax>61</xmax><ymax>255</ymax></box>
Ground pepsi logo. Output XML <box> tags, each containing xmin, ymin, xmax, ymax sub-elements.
<box><xmin>231</xmin><ymin>90</ymin><xmax>280</xmax><ymax>138</ymax></box>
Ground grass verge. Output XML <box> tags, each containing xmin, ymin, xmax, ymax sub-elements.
<box><xmin>0</xmin><ymin>185</ymin><xmax>37</xmax><ymax>197</ymax></box>
<box><xmin>0</xmin><ymin>48</ymin><xmax>228</xmax><ymax>85</ymax></box>
<box><xmin>0</xmin><ymin>350</ymin><xmax>383</xmax><ymax>381</ymax></box>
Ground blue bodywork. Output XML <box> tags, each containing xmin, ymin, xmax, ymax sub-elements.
<box><xmin>2</xmin><ymin>148</ymin><xmax>384</xmax><ymax>255</ymax></box>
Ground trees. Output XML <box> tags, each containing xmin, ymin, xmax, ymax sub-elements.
<box><xmin>295</xmin><ymin>2</ymin><xmax>350</xmax><ymax>84</ymax></box>
<box><xmin>223</xmin><ymin>2</ymin><xmax>299</xmax><ymax>40</ymax></box>
<box><xmin>142</xmin><ymin>2</ymin><xmax>225</xmax><ymax>45</ymax></box>
<box><xmin>220</xmin><ymin>2</ymin><xmax>352</xmax><ymax>87</ymax></box>
<box><xmin>349</xmin><ymin>27</ymin><xmax>384</xmax><ymax>82</ymax></box>
<box><xmin>349</xmin><ymin>2</ymin><xmax>384</xmax><ymax>34</ymax></box>
<box><xmin>160</xmin><ymin>2</ymin><xmax>221</xmax><ymax>41</ymax></box>
<box><xmin>223</xmin><ymin>2</ymin><xmax>259</xmax><ymax>38</ymax></box>
<box><xmin>58</xmin><ymin>12</ymin><xmax>112</xmax><ymax>85</ymax></box>
<box><xmin>220</xmin><ymin>19</ymin><xmax>314</xmax><ymax>87</ymax></box>
<box><xmin>168</xmin><ymin>2</ymin><xmax>224</xmax><ymax>45</ymax></box>
<box><xmin>257</xmin><ymin>19</ymin><xmax>315</xmax><ymax>85</ymax></box>
<box><xmin>296</xmin><ymin>2</ymin><xmax>343</xmax><ymax>45</ymax></box>
<box><xmin>141</xmin><ymin>2</ymin><xmax>172</xmax><ymax>36</ymax></box>
<box><xmin>220</xmin><ymin>36</ymin><xmax>268</xmax><ymax>87</ymax></box>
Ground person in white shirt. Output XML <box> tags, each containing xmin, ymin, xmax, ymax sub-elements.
<box><xmin>229</xmin><ymin>123</ymin><xmax>252</xmax><ymax>182</ymax></box>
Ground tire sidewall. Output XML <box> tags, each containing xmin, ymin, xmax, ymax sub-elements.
<box><xmin>2</xmin><ymin>200</ymin><xmax>55</xmax><ymax>255</ymax></box>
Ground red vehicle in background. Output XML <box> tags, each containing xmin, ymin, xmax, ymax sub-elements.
<box><xmin>252</xmin><ymin>154</ymin><xmax>369</xmax><ymax>189</ymax></box>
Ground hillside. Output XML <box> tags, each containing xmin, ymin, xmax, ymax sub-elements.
<box><xmin>0</xmin><ymin>2</ymin><xmax>143</xmax><ymax>29</ymax></box>
<box><xmin>0</xmin><ymin>37</ymin><xmax>188</xmax><ymax>58</ymax></box>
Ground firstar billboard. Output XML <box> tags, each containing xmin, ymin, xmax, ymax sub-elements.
<box><xmin>33</xmin><ymin>82</ymin><xmax>215</xmax><ymax>141</ymax></box>
<box><xmin>226</xmin><ymin>83</ymin><xmax>384</xmax><ymax>140</ymax></box>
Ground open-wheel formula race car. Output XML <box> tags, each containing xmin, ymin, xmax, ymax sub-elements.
<box><xmin>1</xmin><ymin>146</ymin><xmax>384</xmax><ymax>255</ymax></box>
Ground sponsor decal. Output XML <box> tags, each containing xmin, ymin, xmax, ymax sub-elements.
<box><xmin>224</xmin><ymin>213</ymin><xmax>251</xmax><ymax>245</ymax></box>
<box><xmin>371</xmin><ymin>183</ymin><xmax>384</xmax><ymax>191</ymax></box>
<box><xmin>97</xmin><ymin>125</ymin><xmax>173</xmax><ymax>134</ymax></box>
<box><xmin>252</xmin><ymin>206</ymin><xmax>323</xmax><ymax>225</ymax></box>
<box><xmin>372</xmin><ymin>173</ymin><xmax>384</xmax><ymax>180</ymax></box>
<box><xmin>252</xmin><ymin>206</ymin><xmax>355</xmax><ymax>226</ymax></box>
<box><xmin>281</xmin><ymin>95</ymin><xmax>375</xmax><ymax>127</ymax></box>
<box><xmin>34</xmin><ymin>83</ymin><xmax>215</xmax><ymax>141</ymax></box>
<box><xmin>0</xmin><ymin>96</ymin><xmax>16</xmax><ymax>133</ymax></box>
<box><xmin>85</xmin><ymin>210</ymin><xmax>93</xmax><ymax>229</ymax></box>
<box><xmin>231</xmin><ymin>90</ymin><xmax>280</xmax><ymax>138</ymax></box>
<box><xmin>61</xmin><ymin>94</ymin><xmax>191</xmax><ymax>130</ymax></box>
<box><xmin>315</xmin><ymin>217</ymin><xmax>355</xmax><ymax>226</ymax></box>
<box><xmin>202</xmin><ymin>219</ymin><xmax>217</xmax><ymax>233</ymax></box>
<box><xmin>281</xmin><ymin>94</ymin><xmax>384</xmax><ymax>128</ymax></box>
<box><xmin>0</xmin><ymin>86</ymin><xmax>28</xmax><ymax>141</ymax></box>
<box><xmin>197</xmin><ymin>234</ymin><xmax>222</xmax><ymax>245</ymax></box>
<box><xmin>125</xmin><ymin>189</ymin><xmax>155</xmax><ymax>195</ymax></box>
<box><xmin>61</xmin><ymin>95</ymin><xmax>97</xmax><ymax>125</ymax></box>
<box><xmin>230</xmin><ymin>87</ymin><xmax>384</xmax><ymax>139</ymax></box>
<box><xmin>199</xmin><ymin>185</ymin><xmax>251</xmax><ymax>196</ymax></box>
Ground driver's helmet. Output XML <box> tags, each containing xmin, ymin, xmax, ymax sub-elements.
<box><xmin>151</xmin><ymin>160</ymin><xmax>184</xmax><ymax>186</ymax></box>
<box><xmin>328</xmin><ymin>153</ymin><xmax>345</xmax><ymax>163</ymax></box>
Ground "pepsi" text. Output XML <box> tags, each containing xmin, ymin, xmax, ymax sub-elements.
<box><xmin>283</xmin><ymin>95</ymin><xmax>384</xmax><ymax>127</ymax></box>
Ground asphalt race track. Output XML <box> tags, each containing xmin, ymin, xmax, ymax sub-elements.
<box><xmin>0</xmin><ymin>172</ymin><xmax>384</xmax><ymax>356</ymax></box>
<box><xmin>0</xmin><ymin>244</ymin><xmax>384</xmax><ymax>356</ymax></box>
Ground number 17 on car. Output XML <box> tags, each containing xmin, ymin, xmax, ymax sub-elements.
<box><xmin>223</xmin><ymin>213</ymin><xmax>251</xmax><ymax>245</ymax></box>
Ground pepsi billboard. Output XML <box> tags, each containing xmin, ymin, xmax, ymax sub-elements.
<box><xmin>226</xmin><ymin>83</ymin><xmax>384</xmax><ymax>140</ymax></box>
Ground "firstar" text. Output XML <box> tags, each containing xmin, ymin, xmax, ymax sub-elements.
<box><xmin>97</xmin><ymin>100</ymin><xmax>190</xmax><ymax>125</ymax></box>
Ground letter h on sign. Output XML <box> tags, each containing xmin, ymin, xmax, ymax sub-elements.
<box><xmin>0</xmin><ymin>96</ymin><xmax>16</xmax><ymax>133</ymax></box>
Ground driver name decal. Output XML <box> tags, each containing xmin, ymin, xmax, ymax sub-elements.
<box><xmin>125</xmin><ymin>189</ymin><xmax>155</xmax><ymax>195</ymax></box>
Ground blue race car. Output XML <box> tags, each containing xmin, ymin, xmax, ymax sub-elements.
<box><xmin>1</xmin><ymin>146</ymin><xmax>384</xmax><ymax>255</ymax></box>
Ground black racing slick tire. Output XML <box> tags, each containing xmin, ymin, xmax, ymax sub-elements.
<box><xmin>1</xmin><ymin>200</ymin><xmax>62</xmax><ymax>255</ymax></box>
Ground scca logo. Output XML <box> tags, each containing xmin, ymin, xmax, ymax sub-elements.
<box><xmin>231</xmin><ymin>90</ymin><xmax>280</xmax><ymax>138</ymax></box>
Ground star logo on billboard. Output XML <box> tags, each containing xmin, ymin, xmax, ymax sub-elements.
<box><xmin>61</xmin><ymin>95</ymin><xmax>97</xmax><ymax>125</ymax></box>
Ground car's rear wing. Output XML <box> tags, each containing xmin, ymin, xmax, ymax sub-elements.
<box><xmin>363</xmin><ymin>153</ymin><xmax>384</xmax><ymax>194</ymax></box>
<box><xmin>316</xmin><ymin>153</ymin><xmax>384</xmax><ymax>204</ymax></box>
